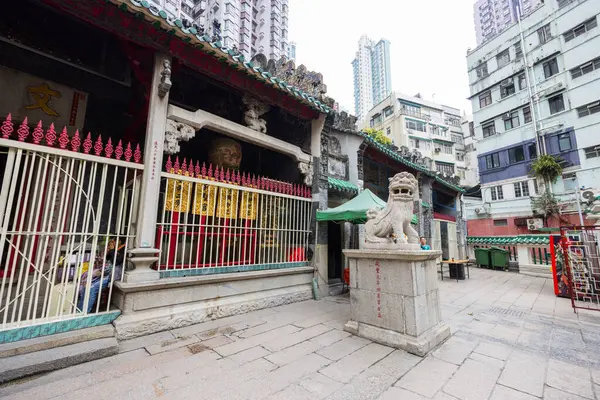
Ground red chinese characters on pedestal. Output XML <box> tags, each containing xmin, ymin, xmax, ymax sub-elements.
<box><xmin>375</xmin><ymin>260</ymin><xmax>382</xmax><ymax>318</ymax></box>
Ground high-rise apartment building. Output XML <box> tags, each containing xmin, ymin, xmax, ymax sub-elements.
<box><xmin>362</xmin><ymin>92</ymin><xmax>473</xmax><ymax>187</ymax></box>
<box><xmin>473</xmin><ymin>0</ymin><xmax>542</xmax><ymax>45</ymax></box>
<box><xmin>150</xmin><ymin>0</ymin><xmax>289</xmax><ymax>62</ymax></box>
<box><xmin>352</xmin><ymin>36</ymin><xmax>392</xmax><ymax>122</ymax></box>
<box><xmin>466</xmin><ymin>0</ymin><xmax>600</xmax><ymax>238</ymax></box>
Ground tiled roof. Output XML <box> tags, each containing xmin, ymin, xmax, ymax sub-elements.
<box><xmin>109</xmin><ymin>0</ymin><xmax>332</xmax><ymax>114</ymax></box>
<box><xmin>328</xmin><ymin>177</ymin><xmax>359</xmax><ymax>194</ymax></box>
<box><xmin>358</xmin><ymin>133</ymin><xmax>465</xmax><ymax>193</ymax></box>
<box><xmin>467</xmin><ymin>235</ymin><xmax>550</xmax><ymax>245</ymax></box>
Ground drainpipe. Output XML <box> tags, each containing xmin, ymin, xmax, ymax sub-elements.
<box><xmin>517</xmin><ymin>5</ymin><xmax>546</xmax><ymax>157</ymax></box>
<box><xmin>575</xmin><ymin>174</ymin><xmax>585</xmax><ymax>226</ymax></box>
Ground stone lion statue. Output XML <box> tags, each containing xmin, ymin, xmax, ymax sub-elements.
<box><xmin>364</xmin><ymin>172</ymin><xmax>420</xmax><ymax>248</ymax></box>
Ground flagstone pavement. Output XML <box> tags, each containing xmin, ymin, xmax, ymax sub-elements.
<box><xmin>1</xmin><ymin>268</ymin><xmax>600</xmax><ymax>400</ymax></box>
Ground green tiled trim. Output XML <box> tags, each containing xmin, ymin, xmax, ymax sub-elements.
<box><xmin>358</xmin><ymin>133</ymin><xmax>465</xmax><ymax>193</ymax></box>
<box><xmin>328</xmin><ymin>177</ymin><xmax>359</xmax><ymax>194</ymax></box>
<box><xmin>108</xmin><ymin>0</ymin><xmax>331</xmax><ymax>114</ymax></box>
<box><xmin>467</xmin><ymin>235</ymin><xmax>550</xmax><ymax>245</ymax></box>
<box><xmin>408</xmin><ymin>135</ymin><xmax>432</xmax><ymax>141</ymax></box>
<box><xmin>159</xmin><ymin>262</ymin><xmax>310</xmax><ymax>278</ymax></box>
<box><xmin>0</xmin><ymin>311</ymin><xmax>121</xmax><ymax>344</ymax></box>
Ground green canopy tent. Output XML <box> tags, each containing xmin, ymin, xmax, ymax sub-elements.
<box><xmin>316</xmin><ymin>189</ymin><xmax>418</xmax><ymax>225</ymax></box>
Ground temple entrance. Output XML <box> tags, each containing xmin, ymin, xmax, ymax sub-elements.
<box><xmin>327</xmin><ymin>222</ymin><xmax>343</xmax><ymax>283</ymax></box>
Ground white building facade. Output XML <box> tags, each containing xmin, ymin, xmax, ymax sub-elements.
<box><xmin>362</xmin><ymin>92</ymin><xmax>473</xmax><ymax>187</ymax></box>
<box><xmin>352</xmin><ymin>36</ymin><xmax>392</xmax><ymax>122</ymax></box>
<box><xmin>474</xmin><ymin>0</ymin><xmax>542</xmax><ymax>45</ymax></box>
<box><xmin>466</xmin><ymin>0</ymin><xmax>600</xmax><ymax>239</ymax></box>
<box><xmin>151</xmin><ymin>0</ymin><xmax>290</xmax><ymax>61</ymax></box>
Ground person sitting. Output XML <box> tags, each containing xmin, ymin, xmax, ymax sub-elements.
<box><xmin>420</xmin><ymin>237</ymin><xmax>431</xmax><ymax>250</ymax></box>
<box><xmin>77</xmin><ymin>239</ymin><xmax>126</xmax><ymax>313</ymax></box>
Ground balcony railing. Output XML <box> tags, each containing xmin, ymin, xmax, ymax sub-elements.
<box><xmin>399</xmin><ymin>108</ymin><xmax>431</xmax><ymax>121</ymax></box>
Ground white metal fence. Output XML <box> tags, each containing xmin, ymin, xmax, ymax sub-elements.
<box><xmin>0</xmin><ymin>114</ymin><xmax>142</xmax><ymax>329</ymax></box>
<box><xmin>157</xmin><ymin>157</ymin><xmax>312</xmax><ymax>272</ymax></box>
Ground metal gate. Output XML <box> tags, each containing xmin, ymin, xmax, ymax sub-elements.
<box><xmin>560</xmin><ymin>226</ymin><xmax>600</xmax><ymax>312</ymax></box>
<box><xmin>0</xmin><ymin>114</ymin><xmax>142</xmax><ymax>330</ymax></box>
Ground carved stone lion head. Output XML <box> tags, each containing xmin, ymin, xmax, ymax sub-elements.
<box><xmin>388</xmin><ymin>172</ymin><xmax>419</xmax><ymax>202</ymax></box>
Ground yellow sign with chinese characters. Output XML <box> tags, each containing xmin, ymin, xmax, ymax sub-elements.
<box><xmin>215</xmin><ymin>187</ymin><xmax>239</xmax><ymax>219</ymax></box>
<box><xmin>240</xmin><ymin>191</ymin><xmax>259</xmax><ymax>220</ymax></box>
<box><xmin>165</xmin><ymin>178</ymin><xmax>191</xmax><ymax>212</ymax></box>
<box><xmin>25</xmin><ymin>83</ymin><xmax>62</xmax><ymax>117</ymax></box>
<box><xmin>193</xmin><ymin>183</ymin><xmax>217</xmax><ymax>216</ymax></box>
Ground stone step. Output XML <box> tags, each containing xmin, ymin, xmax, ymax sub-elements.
<box><xmin>0</xmin><ymin>325</ymin><xmax>115</xmax><ymax>359</ymax></box>
<box><xmin>0</xmin><ymin>337</ymin><xmax>118</xmax><ymax>383</ymax></box>
<box><xmin>518</xmin><ymin>264</ymin><xmax>553</xmax><ymax>279</ymax></box>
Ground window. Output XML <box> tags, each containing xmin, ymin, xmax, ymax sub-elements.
<box><xmin>497</xmin><ymin>49</ymin><xmax>510</xmax><ymax>68</ymax></box>
<box><xmin>500</xmin><ymin>80</ymin><xmax>516</xmax><ymax>98</ymax></box>
<box><xmin>436</xmin><ymin>163</ymin><xmax>455</xmax><ymax>175</ymax></box>
<box><xmin>543</xmin><ymin>58</ymin><xmax>559</xmax><ymax>79</ymax></box>
<box><xmin>482</xmin><ymin>121</ymin><xmax>496</xmax><ymax>138</ymax></box>
<box><xmin>584</xmin><ymin>145</ymin><xmax>600</xmax><ymax>159</ymax></box>
<box><xmin>518</xmin><ymin>73</ymin><xmax>527</xmax><ymax>90</ymax></box>
<box><xmin>528</xmin><ymin>143</ymin><xmax>538</xmax><ymax>159</ymax></box>
<box><xmin>386</xmin><ymin>127</ymin><xmax>391</xmax><ymax>136</ymax></box>
<box><xmin>558</xmin><ymin>0</ymin><xmax>574</xmax><ymax>8</ymax></box>
<box><xmin>503</xmin><ymin>111</ymin><xmax>520</xmax><ymax>130</ymax></box>
<box><xmin>493</xmin><ymin>219</ymin><xmax>508</xmax><ymax>226</ymax></box>
<box><xmin>548</xmin><ymin>94</ymin><xmax>565</xmax><ymax>114</ymax></box>
<box><xmin>441</xmin><ymin>143</ymin><xmax>453</xmax><ymax>154</ymax></box>
<box><xmin>514</xmin><ymin>181</ymin><xmax>530</xmax><ymax>198</ymax></box>
<box><xmin>457</xmin><ymin>169</ymin><xmax>466</xmax><ymax>179</ymax></box>
<box><xmin>515</xmin><ymin>42</ymin><xmax>523</xmax><ymax>60</ymax></box>
<box><xmin>383</xmin><ymin>107</ymin><xmax>394</xmax><ymax>117</ymax></box>
<box><xmin>451</xmin><ymin>134</ymin><xmax>464</xmax><ymax>144</ymax></box>
<box><xmin>558</xmin><ymin>133</ymin><xmax>572</xmax><ymax>152</ymax></box>
<box><xmin>523</xmin><ymin>106</ymin><xmax>532</xmax><ymax>123</ymax></box>
<box><xmin>490</xmin><ymin>186</ymin><xmax>504</xmax><ymax>201</ymax></box>
<box><xmin>406</xmin><ymin>119</ymin><xmax>427</xmax><ymax>132</ymax></box>
<box><xmin>576</xmin><ymin>101</ymin><xmax>600</xmax><ymax>118</ymax></box>
<box><xmin>564</xmin><ymin>17</ymin><xmax>598</xmax><ymax>42</ymax></box>
<box><xmin>401</xmin><ymin>103</ymin><xmax>421</xmax><ymax>118</ymax></box>
<box><xmin>479</xmin><ymin>91</ymin><xmax>492</xmax><ymax>108</ymax></box>
<box><xmin>456</xmin><ymin>152</ymin><xmax>465</xmax><ymax>161</ymax></box>
<box><xmin>430</xmin><ymin>125</ymin><xmax>440</xmax><ymax>136</ymax></box>
<box><xmin>533</xmin><ymin>179</ymin><xmax>539</xmax><ymax>194</ymax></box>
<box><xmin>538</xmin><ymin>24</ymin><xmax>552</xmax><ymax>44</ymax></box>
<box><xmin>571</xmin><ymin>57</ymin><xmax>600</xmax><ymax>79</ymax></box>
<box><xmin>508</xmin><ymin>146</ymin><xmax>525</xmax><ymax>164</ymax></box>
<box><xmin>485</xmin><ymin>152</ymin><xmax>501</xmax><ymax>169</ymax></box>
<box><xmin>476</xmin><ymin>63</ymin><xmax>489</xmax><ymax>78</ymax></box>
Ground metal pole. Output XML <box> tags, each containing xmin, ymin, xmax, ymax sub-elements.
<box><xmin>575</xmin><ymin>174</ymin><xmax>585</xmax><ymax>226</ymax></box>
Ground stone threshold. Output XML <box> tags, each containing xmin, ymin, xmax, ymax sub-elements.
<box><xmin>115</xmin><ymin>266</ymin><xmax>314</xmax><ymax>293</ymax></box>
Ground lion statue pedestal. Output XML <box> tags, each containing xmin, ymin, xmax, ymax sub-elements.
<box><xmin>343</xmin><ymin>172</ymin><xmax>451</xmax><ymax>357</ymax></box>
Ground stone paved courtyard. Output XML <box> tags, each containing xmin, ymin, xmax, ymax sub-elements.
<box><xmin>1</xmin><ymin>268</ymin><xmax>600</xmax><ymax>400</ymax></box>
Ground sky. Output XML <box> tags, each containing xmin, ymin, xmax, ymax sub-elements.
<box><xmin>288</xmin><ymin>0</ymin><xmax>478</xmax><ymax>115</ymax></box>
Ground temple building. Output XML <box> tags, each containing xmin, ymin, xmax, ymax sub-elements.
<box><xmin>0</xmin><ymin>0</ymin><xmax>465</xmax><ymax>374</ymax></box>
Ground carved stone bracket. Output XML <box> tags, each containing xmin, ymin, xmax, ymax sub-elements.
<box><xmin>298</xmin><ymin>161</ymin><xmax>313</xmax><ymax>186</ymax></box>
<box><xmin>157</xmin><ymin>59</ymin><xmax>172</xmax><ymax>98</ymax></box>
<box><xmin>242</xmin><ymin>95</ymin><xmax>270</xmax><ymax>133</ymax></box>
<box><xmin>164</xmin><ymin>119</ymin><xmax>195</xmax><ymax>155</ymax></box>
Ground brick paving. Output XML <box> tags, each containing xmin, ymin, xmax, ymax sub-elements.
<box><xmin>1</xmin><ymin>269</ymin><xmax>600</xmax><ymax>400</ymax></box>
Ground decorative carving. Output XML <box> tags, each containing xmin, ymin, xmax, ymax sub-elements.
<box><xmin>332</xmin><ymin>111</ymin><xmax>358</xmax><ymax>132</ymax></box>
<box><xmin>250</xmin><ymin>55</ymin><xmax>328</xmax><ymax>100</ymax></box>
<box><xmin>328</xmin><ymin>157</ymin><xmax>348</xmax><ymax>180</ymax></box>
<box><xmin>364</xmin><ymin>172</ymin><xmax>420</xmax><ymax>248</ymax></box>
<box><xmin>329</xmin><ymin>136</ymin><xmax>342</xmax><ymax>155</ymax></box>
<box><xmin>209</xmin><ymin>138</ymin><xmax>242</xmax><ymax>170</ymax></box>
<box><xmin>158</xmin><ymin>59</ymin><xmax>172</xmax><ymax>98</ymax></box>
<box><xmin>298</xmin><ymin>161</ymin><xmax>313</xmax><ymax>186</ymax></box>
<box><xmin>399</xmin><ymin>146</ymin><xmax>411</xmax><ymax>158</ymax></box>
<box><xmin>242</xmin><ymin>95</ymin><xmax>270</xmax><ymax>133</ymax></box>
<box><xmin>164</xmin><ymin>119</ymin><xmax>195</xmax><ymax>155</ymax></box>
<box><xmin>357</xmin><ymin>142</ymin><xmax>368</xmax><ymax>181</ymax></box>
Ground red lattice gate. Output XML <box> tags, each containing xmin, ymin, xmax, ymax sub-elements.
<box><xmin>560</xmin><ymin>226</ymin><xmax>600</xmax><ymax>312</ymax></box>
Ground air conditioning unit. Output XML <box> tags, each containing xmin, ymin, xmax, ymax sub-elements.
<box><xmin>582</xmin><ymin>189</ymin><xmax>596</xmax><ymax>202</ymax></box>
<box><xmin>527</xmin><ymin>218</ymin><xmax>543</xmax><ymax>231</ymax></box>
<box><xmin>434</xmin><ymin>147</ymin><xmax>441</xmax><ymax>153</ymax></box>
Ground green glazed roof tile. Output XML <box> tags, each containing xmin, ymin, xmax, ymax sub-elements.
<box><xmin>328</xmin><ymin>177</ymin><xmax>359</xmax><ymax>194</ymax></box>
<box><xmin>467</xmin><ymin>235</ymin><xmax>550</xmax><ymax>245</ymax></box>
